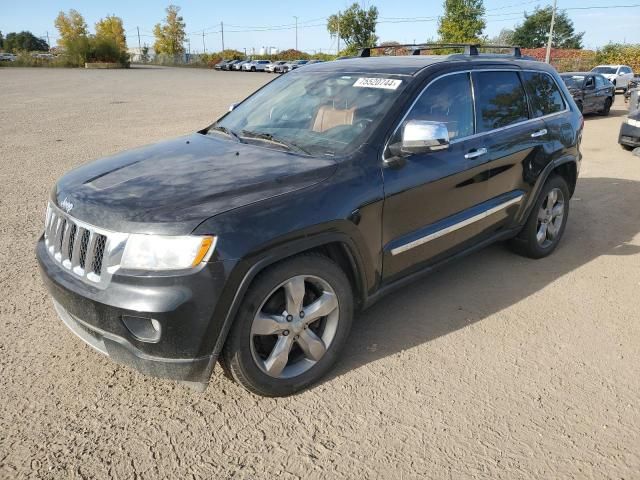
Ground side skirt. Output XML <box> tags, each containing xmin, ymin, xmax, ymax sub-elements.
<box><xmin>362</xmin><ymin>227</ymin><xmax>520</xmax><ymax>310</ymax></box>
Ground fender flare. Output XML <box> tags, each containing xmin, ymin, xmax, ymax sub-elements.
<box><xmin>518</xmin><ymin>154</ymin><xmax>578</xmax><ymax>226</ymax></box>
<box><xmin>209</xmin><ymin>232</ymin><xmax>369</xmax><ymax>360</ymax></box>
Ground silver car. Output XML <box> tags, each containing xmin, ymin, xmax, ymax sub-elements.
<box><xmin>242</xmin><ymin>60</ymin><xmax>272</xmax><ymax>72</ymax></box>
<box><xmin>266</xmin><ymin>61</ymin><xmax>287</xmax><ymax>73</ymax></box>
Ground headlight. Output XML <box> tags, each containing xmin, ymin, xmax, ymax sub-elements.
<box><xmin>627</xmin><ymin>118</ymin><xmax>640</xmax><ymax>128</ymax></box>
<box><xmin>121</xmin><ymin>235</ymin><xmax>216</xmax><ymax>271</ymax></box>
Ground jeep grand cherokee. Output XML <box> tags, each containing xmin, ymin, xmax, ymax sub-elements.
<box><xmin>37</xmin><ymin>45</ymin><xmax>583</xmax><ymax>397</ymax></box>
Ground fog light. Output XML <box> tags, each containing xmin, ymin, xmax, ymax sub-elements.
<box><xmin>121</xmin><ymin>315</ymin><xmax>162</xmax><ymax>343</ymax></box>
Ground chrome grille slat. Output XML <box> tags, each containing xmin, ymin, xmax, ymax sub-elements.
<box><xmin>70</xmin><ymin>226</ymin><xmax>84</xmax><ymax>269</ymax></box>
<box><xmin>43</xmin><ymin>202</ymin><xmax>125</xmax><ymax>288</ymax></box>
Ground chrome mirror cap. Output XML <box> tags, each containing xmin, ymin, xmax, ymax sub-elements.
<box><xmin>402</xmin><ymin>120</ymin><xmax>450</xmax><ymax>153</ymax></box>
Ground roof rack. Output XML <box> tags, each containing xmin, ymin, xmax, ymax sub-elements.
<box><xmin>358</xmin><ymin>43</ymin><xmax>522</xmax><ymax>59</ymax></box>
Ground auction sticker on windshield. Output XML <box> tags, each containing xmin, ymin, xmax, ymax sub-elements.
<box><xmin>353</xmin><ymin>78</ymin><xmax>402</xmax><ymax>90</ymax></box>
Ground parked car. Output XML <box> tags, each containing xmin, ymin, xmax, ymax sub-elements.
<box><xmin>221</xmin><ymin>59</ymin><xmax>240</xmax><ymax>71</ymax></box>
<box><xmin>37</xmin><ymin>47</ymin><xmax>582</xmax><ymax>397</ymax></box>
<box><xmin>283</xmin><ymin>59</ymin><xmax>309</xmax><ymax>72</ymax></box>
<box><xmin>591</xmin><ymin>65</ymin><xmax>635</xmax><ymax>91</ymax></box>
<box><xmin>233</xmin><ymin>60</ymin><xmax>251</xmax><ymax>71</ymax></box>
<box><xmin>214</xmin><ymin>60</ymin><xmax>230</xmax><ymax>70</ymax></box>
<box><xmin>619</xmin><ymin>110</ymin><xmax>640</xmax><ymax>150</ymax></box>
<box><xmin>0</xmin><ymin>52</ymin><xmax>17</xmax><ymax>61</ymax></box>
<box><xmin>560</xmin><ymin>72</ymin><xmax>614</xmax><ymax>115</ymax></box>
<box><xmin>266</xmin><ymin>61</ymin><xmax>287</xmax><ymax>73</ymax></box>
<box><xmin>242</xmin><ymin>60</ymin><xmax>272</xmax><ymax>72</ymax></box>
<box><xmin>624</xmin><ymin>77</ymin><xmax>639</xmax><ymax>103</ymax></box>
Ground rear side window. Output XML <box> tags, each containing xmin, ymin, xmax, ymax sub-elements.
<box><xmin>473</xmin><ymin>71</ymin><xmax>529</xmax><ymax>132</ymax></box>
<box><xmin>402</xmin><ymin>72</ymin><xmax>474</xmax><ymax>141</ymax></box>
<box><xmin>521</xmin><ymin>71</ymin><xmax>565</xmax><ymax>117</ymax></box>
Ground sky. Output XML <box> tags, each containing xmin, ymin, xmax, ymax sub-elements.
<box><xmin>0</xmin><ymin>0</ymin><xmax>638</xmax><ymax>53</ymax></box>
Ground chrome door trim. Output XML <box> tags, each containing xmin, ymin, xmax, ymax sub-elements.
<box><xmin>390</xmin><ymin>194</ymin><xmax>524</xmax><ymax>256</ymax></box>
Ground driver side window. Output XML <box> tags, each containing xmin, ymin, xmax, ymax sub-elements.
<box><xmin>585</xmin><ymin>76</ymin><xmax>595</xmax><ymax>88</ymax></box>
<box><xmin>401</xmin><ymin>72</ymin><xmax>474</xmax><ymax>141</ymax></box>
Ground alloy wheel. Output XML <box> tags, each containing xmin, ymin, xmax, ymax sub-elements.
<box><xmin>250</xmin><ymin>275</ymin><xmax>339</xmax><ymax>379</ymax></box>
<box><xmin>536</xmin><ymin>188</ymin><xmax>565</xmax><ymax>248</ymax></box>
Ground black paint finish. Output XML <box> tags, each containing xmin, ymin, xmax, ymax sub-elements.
<box><xmin>37</xmin><ymin>56</ymin><xmax>583</xmax><ymax>384</ymax></box>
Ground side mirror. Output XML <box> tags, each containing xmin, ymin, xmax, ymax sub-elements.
<box><xmin>228</xmin><ymin>103</ymin><xmax>239</xmax><ymax>112</ymax></box>
<box><xmin>401</xmin><ymin>120</ymin><xmax>450</xmax><ymax>154</ymax></box>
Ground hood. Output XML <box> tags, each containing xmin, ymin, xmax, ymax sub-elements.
<box><xmin>54</xmin><ymin>133</ymin><xmax>337</xmax><ymax>235</ymax></box>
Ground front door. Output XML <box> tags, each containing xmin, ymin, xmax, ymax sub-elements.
<box><xmin>381</xmin><ymin>71</ymin><xmax>491</xmax><ymax>281</ymax></box>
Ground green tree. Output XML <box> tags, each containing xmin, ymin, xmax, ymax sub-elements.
<box><xmin>55</xmin><ymin>9</ymin><xmax>88</xmax><ymax>50</ymax></box>
<box><xmin>327</xmin><ymin>3</ymin><xmax>378</xmax><ymax>54</ymax></box>
<box><xmin>153</xmin><ymin>5</ymin><xmax>186</xmax><ymax>55</ymax></box>
<box><xmin>511</xmin><ymin>7</ymin><xmax>583</xmax><ymax>49</ymax></box>
<box><xmin>438</xmin><ymin>0</ymin><xmax>486</xmax><ymax>44</ymax></box>
<box><xmin>3</xmin><ymin>31</ymin><xmax>49</xmax><ymax>52</ymax></box>
<box><xmin>487</xmin><ymin>28</ymin><xmax>514</xmax><ymax>46</ymax></box>
<box><xmin>95</xmin><ymin>15</ymin><xmax>127</xmax><ymax>52</ymax></box>
<box><xmin>0</xmin><ymin>31</ymin><xmax>4</xmax><ymax>50</ymax></box>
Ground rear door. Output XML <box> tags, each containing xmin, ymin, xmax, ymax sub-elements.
<box><xmin>468</xmin><ymin>69</ymin><xmax>546</xmax><ymax>233</ymax></box>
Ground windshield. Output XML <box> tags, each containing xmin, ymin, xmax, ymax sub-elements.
<box><xmin>210</xmin><ymin>71</ymin><xmax>409</xmax><ymax>157</ymax></box>
<box><xmin>592</xmin><ymin>67</ymin><xmax>617</xmax><ymax>74</ymax></box>
<box><xmin>562</xmin><ymin>75</ymin><xmax>585</xmax><ymax>88</ymax></box>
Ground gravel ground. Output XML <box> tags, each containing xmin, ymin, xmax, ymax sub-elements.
<box><xmin>1</xmin><ymin>66</ymin><xmax>639</xmax><ymax>479</ymax></box>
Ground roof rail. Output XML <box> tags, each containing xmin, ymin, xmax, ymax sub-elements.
<box><xmin>358</xmin><ymin>43</ymin><xmax>522</xmax><ymax>58</ymax></box>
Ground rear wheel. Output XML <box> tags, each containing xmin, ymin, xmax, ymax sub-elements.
<box><xmin>509</xmin><ymin>175</ymin><xmax>570</xmax><ymax>259</ymax></box>
<box><xmin>221</xmin><ymin>254</ymin><xmax>353</xmax><ymax>397</ymax></box>
<box><xmin>600</xmin><ymin>97</ymin><xmax>612</xmax><ymax>116</ymax></box>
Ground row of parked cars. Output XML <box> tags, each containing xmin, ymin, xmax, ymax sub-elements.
<box><xmin>214</xmin><ymin>58</ymin><xmax>323</xmax><ymax>73</ymax></box>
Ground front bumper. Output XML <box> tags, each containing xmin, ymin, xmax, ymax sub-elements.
<box><xmin>619</xmin><ymin>122</ymin><xmax>640</xmax><ymax>147</ymax></box>
<box><xmin>37</xmin><ymin>235</ymin><xmax>235</xmax><ymax>384</ymax></box>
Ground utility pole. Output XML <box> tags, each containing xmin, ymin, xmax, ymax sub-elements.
<box><xmin>293</xmin><ymin>16</ymin><xmax>298</xmax><ymax>50</ymax></box>
<box><xmin>46</xmin><ymin>31</ymin><xmax>51</xmax><ymax>50</ymax></box>
<box><xmin>137</xmin><ymin>26</ymin><xmax>142</xmax><ymax>51</ymax></box>
<box><xmin>202</xmin><ymin>31</ymin><xmax>206</xmax><ymax>53</ymax></box>
<box><xmin>545</xmin><ymin>0</ymin><xmax>557</xmax><ymax>64</ymax></box>
<box><xmin>337</xmin><ymin>12</ymin><xmax>341</xmax><ymax>54</ymax></box>
<box><xmin>221</xmin><ymin>21</ymin><xmax>225</xmax><ymax>54</ymax></box>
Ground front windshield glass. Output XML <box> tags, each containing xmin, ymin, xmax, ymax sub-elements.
<box><xmin>562</xmin><ymin>75</ymin><xmax>585</xmax><ymax>88</ymax></box>
<box><xmin>210</xmin><ymin>71</ymin><xmax>409</xmax><ymax>157</ymax></box>
<box><xmin>592</xmin><ymin>67</ymin><xmax>616</xmax><ymax>74</ymax></box>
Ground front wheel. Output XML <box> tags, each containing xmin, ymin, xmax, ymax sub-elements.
<box><xmin>221</xmin><ymin>254</ymin><xmax>353</xmax><ymax>396</ymax></box>
<box><xmin>509</xmin><ymin>175</ymin><xmax>570</xmax><ymax>259</ymax></box>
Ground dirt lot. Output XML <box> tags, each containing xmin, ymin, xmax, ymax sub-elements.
<box><xmin>1</xmin><ymin>66</ymin><xmax>639</xmax><ymax>479</ymax></box>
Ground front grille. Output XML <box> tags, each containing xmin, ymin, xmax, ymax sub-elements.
<box><xmin>44</xmin><ymin>203</ymin><xmax>112</xmax><ymax>284</ymax></box>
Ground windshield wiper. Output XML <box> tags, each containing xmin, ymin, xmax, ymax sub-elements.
<box><xmin>209</xmin><ymin>125</ymin><xmax>242</xmax><ymax>143</ymax></box>
<box><xmin>240</xmin><ymin>130</ymin><xmax>311</xmax><ymax>155</ymax></box>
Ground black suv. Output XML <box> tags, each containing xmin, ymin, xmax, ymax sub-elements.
<box><xmin>37</xmin><ymin>45</ymin><xmax>582</xmax><ymax>396</ymax></box>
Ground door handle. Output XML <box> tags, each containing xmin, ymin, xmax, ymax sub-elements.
<box><xmin>464</xmin><ymin>147</ymin><xmax>487</xmax><ymax>159</ymax></box>
<box><xmin>531</xmin><ymin>129</ymin><xmax>547</xmax><ymax>138</ymax></box>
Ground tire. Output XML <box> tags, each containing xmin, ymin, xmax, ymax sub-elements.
<box><xmin>600</xmin><ymin>97</ymin><xmax>612</xmax><ymax>116</ymax></box>
<box><xmin>621</xmin><ymin>144</ymin><xmax>634</xmax><ymax>151</ymax></box>
<box><xmin>509</xmin><ymin>175</ymin><xmax>570</xmax><ymax>259</ymax></box>
<box><xmin>251</xmin><ymin>66</ymin><xmax>256</xmax><ymax>72</ymax></box>
<box><xmin>221</xmin><ymin>253</ymin><xmax>353</xmax><ymax>397</ymax></box>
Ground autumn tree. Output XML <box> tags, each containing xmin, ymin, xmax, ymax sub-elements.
<box><xmin>95</xmin><ymin>15</ymin><xmax>127</xmax><ymax>52</ymax></box>
<box><xmin>55</xmin><ymin>9</ymin><xmax>88</xmax><ymax>50</ymax></box>
<box><xmin>511</xmin><ymin>7</ymin><xmax>583</xmax><ymax>49</ymax></box>
<box><xmin>438</xmin><ymin>0</ymin><xmax>486</xmax><ymax>44</ymax></box>
<box><xmin>153</xmin><ymin>5</ymin><xmax>186</xmax><ymax>55</ymax></box>
<box><xmin>327</xmin><ymin>3</ymin><xmax>378</xmax><ymax>54</ymax></box>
